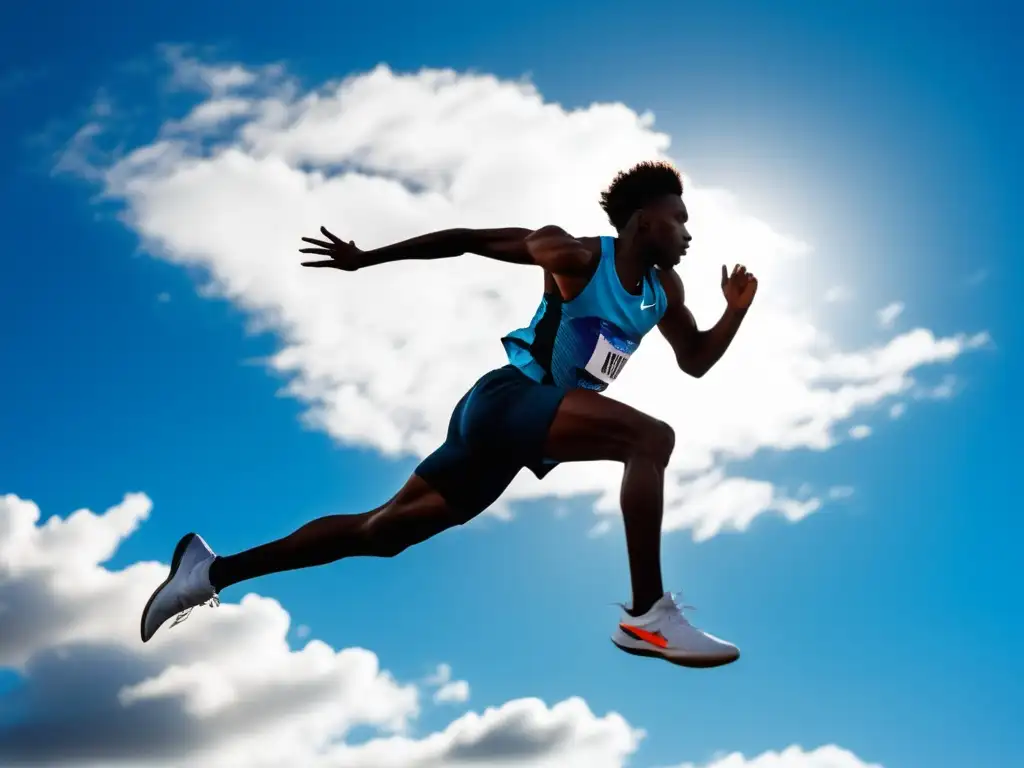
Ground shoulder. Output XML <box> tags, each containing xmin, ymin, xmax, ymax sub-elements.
<box><xmin>577</xmin><ymin>235</ymin><xmax>603</xmax><ymax>257</ymax></box>
<box><xmin>656</xmin><ymin>266</ymin><xmax>685</xmax><ymax>303</ymax></box>
<box><xmin>526</xmin><ymin>227</ymin><xmax>601</xmax><ymax>256</ymax></box>
<box><xmin>525</xmin><ymin>227</ymin><xmax>601</xmax><ymax>277</ymax></box>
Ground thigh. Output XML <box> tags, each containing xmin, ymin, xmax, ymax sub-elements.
<box><xmin>414</xmin><ymin>439</ymin><xmax>521</xmax><ymax>524</ymax></box>
<box><xmin>460</xmin><ymin>366</ymin><xmax>567</xmax><ymax>462</ymax></box>
<box><xmin>362</xmin><ymin>470</ymin><xmax>497</xmax><ymax>555</ymax></box>
<box><xmin>543</xmin><ymin>388</ymin><xmax>664</xmax><ymax>463</ymax></box>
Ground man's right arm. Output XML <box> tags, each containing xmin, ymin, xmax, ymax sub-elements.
<box><xmin>365</xmin><ymin>226</ymin><xmax>597</xmax><ymax>273</ymax></box>
<box><xmin>361</xmin><ymin>228</ymin><xmax>536</xmax><ymax>267</ymax></box>
<box><xmin>301</xmin><ymin>225</ymin><xmax>597</xmax><ymax>274</ymax></box>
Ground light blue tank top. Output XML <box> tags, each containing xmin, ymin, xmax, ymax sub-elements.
<box><xmin>501</xmin><ymin>236</ymin><xmax>669</xmax><ymax>391</ymax></box>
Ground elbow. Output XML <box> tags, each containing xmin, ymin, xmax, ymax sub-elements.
<box><xmin>677</xmin><ymin>357</ymin><xmax>709</xmax><ymax>379</ymax></box>
<box><xmin>450</xmin><ymin>228</ymin><xmax>478</xmax><ymax>256</ymax></box>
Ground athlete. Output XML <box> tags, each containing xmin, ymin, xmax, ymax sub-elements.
<box><xmin>140</xmin><ymin>161</ymin><xmax>757</xmax><ymax>668</ymax></box>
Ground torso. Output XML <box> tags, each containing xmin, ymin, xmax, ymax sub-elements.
<box><xmin>502</xmin><ymin>236</ymin><xmax>670</xmax><ymax>391</ymax></box>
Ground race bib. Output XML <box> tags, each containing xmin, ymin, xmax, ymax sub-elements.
<box><xmin>584</xmin><ymin>332</ymin><xmax>633</xmax><ymax>385</ymax></box>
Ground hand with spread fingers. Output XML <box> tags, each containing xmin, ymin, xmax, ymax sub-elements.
<box><xmin>721</xmin><ymin>264</ymin><xmax>758</xmax><ymax>310</ymax></box>
<box><xmin>299</xmin><ymin>227</ymin><xmax>366</xmax><ymax>271</ymax></box>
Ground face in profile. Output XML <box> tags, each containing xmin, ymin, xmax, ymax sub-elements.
<box><xmin>641</xmin><ymin>195</ymin><xmax>691</xmax><ymax>268</ymax></box>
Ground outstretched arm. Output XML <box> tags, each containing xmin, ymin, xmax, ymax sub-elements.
<box><xmin>300</xmin><ymin>226</ymin><xmax>536</xmax><ymax>270</ymax></box>
<box><xmin>299</xmin><ymin>223</ymin><xmax>600</xmax><ymax>275</ymax></box>
<box><xmin>657</xmin><ymin>265</ymin><xmax>758</xmax><ymax>378</ymax></box>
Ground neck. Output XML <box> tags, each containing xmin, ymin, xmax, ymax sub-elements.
<box><xmin>616</xmin><ymin>237</ymin><xmax>651</xmax><ymax>265</ymax></box>
<box><xmin>613</xmin><ymin>237</ymin><xmax>649</xmax><ymax>292</ymax></box>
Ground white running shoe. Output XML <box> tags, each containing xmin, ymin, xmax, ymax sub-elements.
<box><xmin>140</xmin><ymin>533</ymin><xmax>220</xmax><ymax>643</ymax></box>
<box><xmin>611</xmin><ymin>592</ymin><xmax>740</xmax><ymax>668</ymax></box>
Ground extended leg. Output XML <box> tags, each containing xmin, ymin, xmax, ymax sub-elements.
<box><xmin>140</xmin><ymin>369</ymin><xmax>524</xmax><ymax>643</ymax></box>
<box><xmin>140</xmin><ymin>473</ymin><xmax>485</xmax><ymax>643</ymax></box>
<box><xmin>208</xmin><ymin>474</ymin><xmax>460</xmax><ymax>591</ymax></box>
<box><xmin>543</xmin><ymin>388</ymin><xmax>674</xmax><ymax>617</ymax></box>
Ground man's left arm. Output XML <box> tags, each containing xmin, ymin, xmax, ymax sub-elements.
<box><xmin>657</xmin><ymin>265</ymin><xmax>758</xmax><ymax>378</ymax></box>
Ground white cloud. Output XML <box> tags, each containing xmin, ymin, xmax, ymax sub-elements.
<box><xmin>434</xmin><ymin>680</ymin><xmax>471</xmax><ymax>704</ymax></box>
<box><xmin>53</xmin><ymin>91</ymin><xmax>115</xmax><ymax>181</ymax></box>
<box><xmin>161</xmin><ymin>44</ymin><xmax>260</xmax><ymax>96</ymax></box>
<box><xmin>9</xmin><ymin>491</ymin><xmax>886</xmax><ymax>768</ymax></box>
<box><xmin>666</xmin><ymin>744</ymin><xmax>883</xmax><ymax>768</ymax></box>
<box><xmin>848</xmin><ymin>425</ymin><xmax>872</xmax><ymax>440</ymax></box>
<box><xmin>875</xmin><ymin>302</ymin><xmax>904</xmax><ymax>329</ymax></box>
<box><xmin>661</xmin><ymin>471</ymin><xmax>822</xmax><ymax>541</ymax></box>
<box><xmin>177</xmin><ymin>97</ymin><xmax>255</xmax><ymax>129</ymax></box>
<box><xmin>0</xmin><ymin>491</ymin><xmax>644</xmax><ymax>767</ymax></box>
<box><xmin>65</xmin><ymin>52</ymin><xmax>988</xmax><ymax>540</ymax></box>
<box><xmin>425</xmin><ymin>663</ymin><xmax>471</xmax><ymax>704</ymax></box>
<box><xmin>323</xmin><ymin>697</ymin><xmax>641</xmax><ymax>768</ymax></box>
<box><xmin>425</xmin><ymin>663</ymin><xmax>454</xmax><ymax>685</ymax></box>
<box><xmin>889</xmin><ymin>403</ymin><xmax>906</xmax><ymax>419</ymax></box>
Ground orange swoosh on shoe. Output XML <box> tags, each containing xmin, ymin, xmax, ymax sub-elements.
<box><xmin>619</xmin><ymin>623</ymin><xmax>668</xmax><ymax>648</ymax></box>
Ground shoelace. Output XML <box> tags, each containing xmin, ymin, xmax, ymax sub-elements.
<box><xmin>169</xmin><ymin>593</ymin><xmax>221</xmax><ymax>630</ymax></box>
<box><xmin>661</xmin><ymin>592</ymin><xmax>699</xmax><ymax>628</ymax></box>
<box><xmin>612</xmin><ymin>592</ymin><xmax>698</xmax><ymax>625</ymax></box>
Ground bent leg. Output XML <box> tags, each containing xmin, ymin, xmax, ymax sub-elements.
<box><xmin>543</xmin><ymin>389</ymin><xmax>675</xmax><ymax>616</ymax></box>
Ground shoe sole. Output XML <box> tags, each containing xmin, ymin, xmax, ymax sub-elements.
<box><xmin>611</xmin><ymin>638</ymin><xmax>740</xmax><ymax>669</ymax></box>
<box><xmin>140</xmin><ymin>532</ymin><xmax>197</xmax><ymax>643</ymax></box>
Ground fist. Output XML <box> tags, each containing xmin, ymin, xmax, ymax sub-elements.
<box><xmin>721</xmin><ymin>264</ymin><xmax>758</xmax><ymax>309</ymax></box>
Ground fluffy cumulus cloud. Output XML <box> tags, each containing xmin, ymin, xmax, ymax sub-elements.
<box><xmin>323</xmin><ymin>696</ymin><xmax>641</xmax><ymax>768</ymax></box>
<box><xmin>1</xmin><ymin>490</ymin><xmax>882</xmax><ymax>767</ymax></box>
<box><xmin>0</xmin><ymin>491</ymin><xmax>644</xmax><ymax>767</ymax></box>
<box><xmin>67</xmin><ymin>50</ymin><xmax>988</xmax><ymax>539</ymax></box>
<box><xmin>667</xmin><ymin>745</ymin><xmax>883</xmax><ymax>768</ymax></box>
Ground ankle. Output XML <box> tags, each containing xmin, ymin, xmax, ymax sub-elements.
<box><xmin>207</xmin><ymin>556</ymin><xmax>226</xmax><ymax>592</ymax></box>
<box><xmin>628</xmin><ymin>594</ymin><xmax>660</xmax><ymax>617</ymax></box>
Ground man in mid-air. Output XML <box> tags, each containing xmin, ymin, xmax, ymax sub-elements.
<box><xmin>141</xmin><ymin>161</ymin><xmax>757</xmax><ymax>668</ymax></box>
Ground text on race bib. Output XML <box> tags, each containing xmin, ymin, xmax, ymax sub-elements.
<box><xmin>584</xmin><ymin>333</ymin><xmax>633</xmax><ymax>384</ymax></box>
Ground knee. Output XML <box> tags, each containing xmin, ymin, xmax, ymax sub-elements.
<box><xmin>634</xmin><ymin>419</ymin><xmax>675</xmax><ymax>467</ymax></box>
<box><xmin>373</xmin><ymin>533</ymin><xmax>409</xmax><ymax>559</ymax></box>
<box><xmin>357</xmin><ymin>510</ymin><xmax>409</xmax><ymax>558</ymax></box>
<box><xmin>357</xmin><ymin>496</ymin><xmax>471</xmax><ymax>559</ymax></box>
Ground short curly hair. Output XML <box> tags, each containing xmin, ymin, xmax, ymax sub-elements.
<box><xmin>599</xmin><ymin>161</ymin><xmax>683</xmax><ymax>231</ymax></box>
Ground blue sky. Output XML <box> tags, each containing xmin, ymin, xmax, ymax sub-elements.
<box><xmin>1</xmin><ymin>1</ymin><xmax>1021</xmax><ymax>766</ymax></box>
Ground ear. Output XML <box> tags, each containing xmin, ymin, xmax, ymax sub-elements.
<box><xmin>620</xmin><ymin>209</ymin><xmax>644</xmax><ymax>237</ymax></box>
<box><xmin>618</xmin><ymin>210</ymin><xmax>645</xmax><ymax>248</ymax></box>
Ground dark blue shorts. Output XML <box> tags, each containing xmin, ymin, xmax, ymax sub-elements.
<box><xmin>414</xmin><ymin>365</ymin><xmax>567</xmax><ymax>518</ymax></box>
